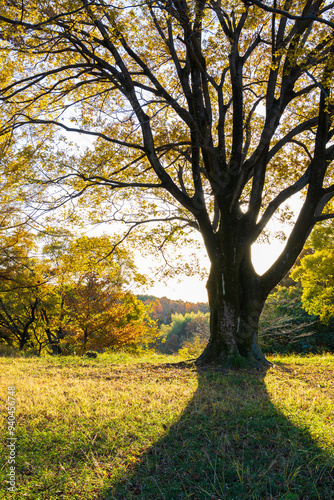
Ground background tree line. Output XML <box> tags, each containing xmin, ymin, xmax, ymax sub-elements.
<box><xmin>136</xmin><ymin>295</ymin><xmax>209</xmax><ymax>325</ymax></box>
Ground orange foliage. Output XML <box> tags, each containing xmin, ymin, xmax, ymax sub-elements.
<box><xmin>61</xmin><ymin>272</ymin><xmax>155</xmax><ymax>353</ymax></box>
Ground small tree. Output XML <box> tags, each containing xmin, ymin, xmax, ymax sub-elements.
<box><xmin>0</xmin><ymin>226</ymin><xmax>43</xmax><ymax>351</ymax></box>
<box><xmin>62</xmin><ymin>271</ymin><xmax>155</xmax><ymax>353</ymax></box>
<box><xmin>0</xmin><ymin>293</ymin><xmax>40</xmax><ymax>351</ymax></box>
<box><xmin>42</xmin><ymin>233</ymin><xmax>155</xmax><ymax>353</ymax></box>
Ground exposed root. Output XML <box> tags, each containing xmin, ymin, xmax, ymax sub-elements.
<box><xmin>195</xmin><ymin>349</ymin><xmax>272</xmax><ymax>372</ymax></box>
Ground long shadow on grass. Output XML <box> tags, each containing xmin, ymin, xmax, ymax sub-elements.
<box><xmin>106</xmin><ymin>366</ymin><xmax>334</xmax><ymax>500</ymax></box>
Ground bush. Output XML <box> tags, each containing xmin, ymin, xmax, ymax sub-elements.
<box><xmin>158</xmin><ymin>312</ymin><xmax>209</xmax><ymax>354</ymax></box>
<box><xmin>0</xmin><ymin>345</ymin><xmax>20</xmax><ymax>357</ymax></box>
<box><xmin>178</xmin><ymin>336</ymin><xmax>208</xmax><ymax>358</ymax></box>
<box><xmin>22</xmin><ymin>347</ymin><xmax>41</xmax><ymax>357</ymax></box>
<box><xmin>84</xmin><ymin>351</ymin><xmax>98</xmax><ymax>358</ymax></box>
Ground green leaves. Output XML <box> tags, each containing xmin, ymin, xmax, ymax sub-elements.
<box><xmin>291</xmin><ymin>222</ymin><xmax>334</xmax><ymax>324</ymax></box>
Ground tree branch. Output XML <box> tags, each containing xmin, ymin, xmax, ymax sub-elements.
<box><xmin>267</xmin><ymin>117</ymin><xmax>318</xmax><ymax>161</ymax></box>
<box><xmin>10</xmin><ymin>117</ymin><xmax>146</xmax><ymax>150</ymax></box>
<box><xmin>314</xmin><ymin>192</ymin><xmax>334</xmax><ymax>221</ymax></box>
<box><xmin>242</xmin><ymin>0</ymin><xmax>334</xmax><ymax>29</ymax></box>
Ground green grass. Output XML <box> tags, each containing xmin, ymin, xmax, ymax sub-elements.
<box><xmin>0</xmin><ymin>352</ymin><xmax>333</xmax><ymax>499</ymax></box>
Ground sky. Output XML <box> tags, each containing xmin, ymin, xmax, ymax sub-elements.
<box><xmin>84</xmin><ymin>193</ymin><xmax>303</xmax><ymax>303</ymax></box>
<box><xmin>85</xmin><ymin>221</ymin><xmax>289</xmax><ymax>303</ymax></box>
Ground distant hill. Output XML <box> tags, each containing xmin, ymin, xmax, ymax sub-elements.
<box><xmin>136</xmin><ymin>295</ymin><xmax>209</xmax><ymax>325</ymax></box>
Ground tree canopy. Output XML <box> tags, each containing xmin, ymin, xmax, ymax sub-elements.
<box><xmin>1</xmin><ymin>0</ymin><xmax>334</xmax><ymax>366</ymax></box>
<box><xmin>292</xmin><ymin>221</ymin><xmax>334</xmax><ymax>323</ymax></box>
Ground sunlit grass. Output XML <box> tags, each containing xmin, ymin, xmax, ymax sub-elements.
<box><xmin>0</xmin><ymin>353</ymin><xmax>333</xmax><ymax>499</ymax></box>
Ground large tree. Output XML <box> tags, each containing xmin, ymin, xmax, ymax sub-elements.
<box><xmin>1</xmin><ymin>0</ymin><xmax>334</xmax><ymax>366</ymax></box>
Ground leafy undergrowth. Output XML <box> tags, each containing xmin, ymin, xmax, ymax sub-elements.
<box><xmin>0</xmin><ymin>353</ymin><xmax>333</xmax><ymax>500</ymax></box>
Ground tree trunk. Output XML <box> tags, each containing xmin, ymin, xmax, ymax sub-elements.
<box><xmin>45</xmin><ymin>327</ymin><xmax>62</xmax><ymax>355</ymax></box>
<box><xmin>19</xmin><ymin>323</ymin><xmax>32</xmax><ymax>351</ymax></box>
<box><xmin>83</xmin><ymin>328</ymin><xmax>88</xmax><ymax>350</ymax></box>
<box><xmin>18</xmin><ymin>299</ymin><xmax>39</xmax><ymax>351</ymax></box>
<box><xmin>42</xmin><ymin>308</ymin><xmax>63</xmax><ymax>355</ymax></box>
<box><xmin>19</xmin><ymin>335</ymin><xmax>27</xmax><ymax>351</ymax></box>
<box><xmin>197</xmin><ymin>260</ymin><xmax>271</xmax><ymax>368</ymax></box>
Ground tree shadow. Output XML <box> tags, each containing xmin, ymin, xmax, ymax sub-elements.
<box><xmin>106</xmin><ymin>366</ymin><xmax>334</xmax><ymax>500</ymax></box>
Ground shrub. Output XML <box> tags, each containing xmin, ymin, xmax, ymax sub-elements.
<box><xmin>159</xmin><ymin>312</ymin><xmax>209</xmax><ymax>354</ymax></box>
<box><xmin>0</xmin><ymin>345</ymin><xmax>20</xmax><ymax>357</ymax></box>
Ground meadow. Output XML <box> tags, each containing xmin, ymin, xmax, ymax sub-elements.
<box><xmin>0</xmin><ymin>352</ymin><xmax>333</xmax><ymax>500</ymax></box>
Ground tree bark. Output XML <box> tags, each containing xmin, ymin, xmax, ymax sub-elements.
<box><xmin>41</xmin><ymin>308</ymin><xmax>63</xmax><ymax>355</ymax></box>
<box><xmin>18</xmin><ymin>299</ymin><xmax>39</xmax><ymax>351</ymax></box>
<box><xmin>19</xmin><ymin>333</ymin><xmax>28</xmax><ymax>351</ymax></box>
<box><xmin>197</xmin><ymin>258</ymin><xmax>271</xmax><ymax>368</ymax></box>
<box><xmin>44</xmin><ymin>326</ymin><xmax>63</xmax><ymax>355</ymax></box>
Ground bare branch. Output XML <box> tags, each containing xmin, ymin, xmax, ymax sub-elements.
<box><xmin>253</xmin><ymin>165</ymin><xmax>312</xmax><ymax>242</ymax></box>
<box><xmin>11</xmin><ymin>117</ymin><xmax>146</xmax><ymax>150</ymax></box>
<box><xmin>267</xmin><ymin>117</ymin><xmax>318</xmax><ymax>161</ymax></box>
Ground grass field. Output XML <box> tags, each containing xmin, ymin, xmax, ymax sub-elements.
<box><xmin>0</xmin><ymin>352</ymin><xmax>333</xmax><ymax>500</ymax></box>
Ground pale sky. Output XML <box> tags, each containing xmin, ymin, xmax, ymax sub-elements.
<box><xmin>86</xmin><ymin>195</ymin><xmax>302</xmax><ymax>303</ymax></box>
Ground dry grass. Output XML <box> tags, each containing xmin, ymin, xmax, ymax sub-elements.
<box><xmin>0</xmin><ymin>353</ymin><xmax>333</xmax><ymax>499</ymax></box>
